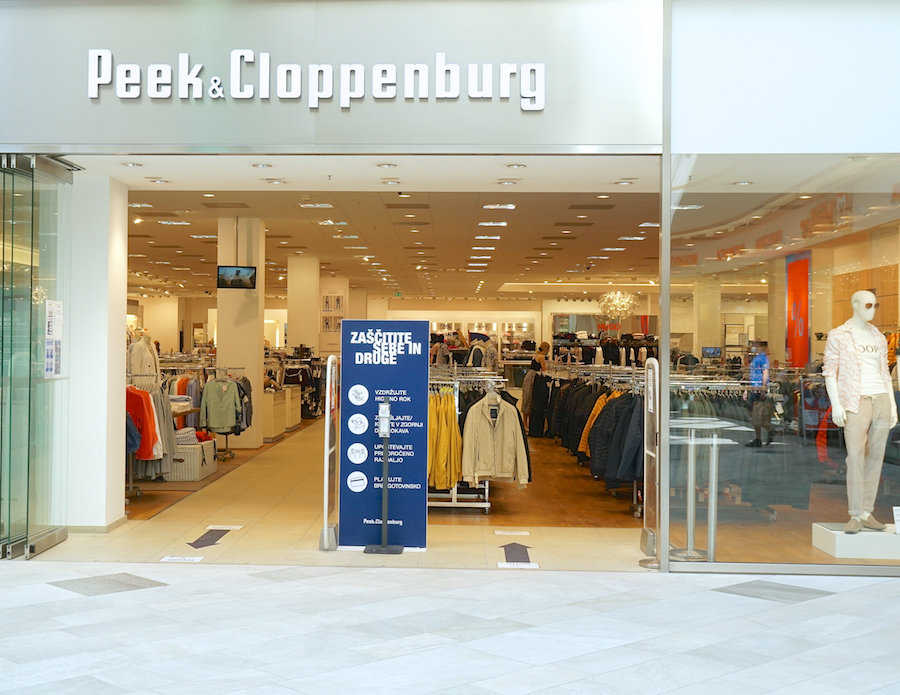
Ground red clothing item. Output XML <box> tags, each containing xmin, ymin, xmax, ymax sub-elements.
<box><xmin>126</xmin><ymin>386</ymin><xmax>158</xmax><ymax>460</ymax></box>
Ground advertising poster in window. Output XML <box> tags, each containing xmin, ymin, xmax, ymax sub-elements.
<box><xmin>339</xmin><ymin>320</ymin><xmax>428</xmax><ymax>548</ymax></box>
<box><xmin>786</xmin><ymin>251</ymin><xmax>811</xmax><ymax>367</ymax></box>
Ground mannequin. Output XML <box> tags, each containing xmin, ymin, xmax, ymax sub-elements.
<box><xmin>823</xmin><ymin>290</ymin><xmax>897</xmax><ymax>534</ymax></box>
<box><xmin>129</xmin><ymin>331</ymin><xmax>161</xmax><ymax>380</ymax></box>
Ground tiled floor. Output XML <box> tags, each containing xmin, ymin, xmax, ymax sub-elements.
<box><xmin>1</xmin><ymin>560</ymin><xmax>900</xmax><ymax>694</ymax></box>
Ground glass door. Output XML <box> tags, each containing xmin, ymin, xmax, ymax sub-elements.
<box><xmin>0</xmin><ymin>154</ymin><xmax>70</xmax><ymax>559</ymax></box>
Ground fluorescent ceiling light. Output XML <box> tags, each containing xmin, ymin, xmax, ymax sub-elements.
<box><xmin>482</xmin><ymin>204</ymin><xmax>516</xmax><ymax>210</ymax></box>
<box><xmin>127</xmin><ymin>253</ymin><xmax>146</xmax><ymax>258</ymax></box>
<box><xmin>734</xmin><ymin>181</ymin><xmax>753</xmax><ymax>186</ymax></box>
<box><xmin>602</xmin><ymin>247</ymin><xmax>626</xmax><ymax>251</ymax></box>
<box><xmin>472</xmin><ymin>246</ymin><xmax>495</xmax><ymax>250</ymax></box>
<box><xmin>468</xmin><ymin>263</ymin><xmax>488</xmax><ymax>266</ymax></box>
<box><xmin>672</xmin><ymin>204</ymin><xmax>704</xmax><ymax>210</ymax></box>
<box><xmin>172</xmin><ymin>267</ymin><xmax>191</xmax><ymax>270</ymax></box>
<box><xmin>470</xmin><ymin>256</ymin><xmax>492</xmax><ymax>259</ymax></box>
<box><xmin>158</xmin><ymin>220</ymin><xmax>191</xmax><ymax>226</ymax></box>
<box><xmin>189</xmin><ymin>234</ymin><xmax>217</xmax><ymax>239</ymax></box>
<box><xmin>332</xmin><ymin>234</ymin><xmax>358</xmax><ymax>239</ymax></box>
<box><xmin>478</xmin><ymin>221</ymin><xmax>507</xmax><ymax>227</ymax></box>
<box><xmin>639</xmin><ymin>222</ymin><xmax>660</xmax><ymax>228</ymax></box>
<box><xmin>618</xmin><ymin>236</ymin><xmax>646</xmax><ymax>241</ymax></box>
<box><xmin>128</xmin><ymin>203</ymin><xmax>153</xmax><ymax>208</ymax></box>
<box><xmin>318</xmin><ymin>220</ymin><xmax>347</xmax><ymax>226</ymax></box>
<box><xmin>252</xmin><ymin>163</ymin><xmax>272</xmax><ymax>168</ymax></box>
<box><xmin>299</xmin><ymin>203</ymin><xmax>333</xmax><ymax>208</ymax></box>
<box><xmin>587</xmin><ymin>256</ymin><xmax>610</xmax><ymax>260</ymax></box>
<box><xmin>614</xmin><ymin>181</ymin><xmax>632</xmax><ymax>186</ymax></box>
<box><xmin>344</xmin><ymin>246</ymin><xmax>368</xmax><ymax>249</ymax></box>
<box><xmin>466</xmin><ymin>269</ymin><xmax>486</xmax><ymax>272</ymax></box>
<box><xmin>475</xmin><ymin>235</ymin><xmax>501</xmax><ymax>240</ymax></box>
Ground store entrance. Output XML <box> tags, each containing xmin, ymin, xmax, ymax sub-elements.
<box><xmin>56</xmin><ymin>153</ymin><xmax>662</xmax><ymax>570</ymax></box>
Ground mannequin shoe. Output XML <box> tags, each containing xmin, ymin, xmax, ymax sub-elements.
<box><xmin>862</xmin><ymin>513</ymin><xmax>886</xmax><ymax>531</ymax></box>
<box><xmin>844</xmin><ymin>517</ymin><xmax>863</xmax><ymax>534</ymax></box>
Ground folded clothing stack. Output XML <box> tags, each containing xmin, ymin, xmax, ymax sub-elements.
<box><xmin>175</xmin><ymin>427</ymin><xmax>201</xmax><ymax>445</ymax></box>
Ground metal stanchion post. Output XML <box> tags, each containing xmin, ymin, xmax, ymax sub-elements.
<box><xmin>671</xmin><ymin>428</ymin><xmax>707</xmax><ymax>561</ymax></box>
<box><xmin>707</xmin><ymin>433</ymin><xmax>719</xmax><ymax>562</ymax></box>
<box><xmin>365</xmin><ymin>402</ymin><xmax>403</xmax><ymax>555</ymax></box>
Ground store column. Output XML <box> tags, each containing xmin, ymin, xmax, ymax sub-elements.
<box><xmin>287</xmin><ymin>255</ymin><xmax>319</xmax><ymax>354</ymax></box>
<box><xmin>68</xmin><ymin>174</ymin><xmax>127</xmax><ymax>531</ymax></box>
<box><xmin>692</xmin><ymin>277</ymin><xmax>721</xmax><ymax>355</ymax></box>
<box><xmin>217</xmin><ymin>217</ymin><xmax>265</xmax><ymax>449</ymax></box>
<box><xmin>767</xmin><ymin>259</ymin><xmax>787</xmax><ymax>365</ymax></box>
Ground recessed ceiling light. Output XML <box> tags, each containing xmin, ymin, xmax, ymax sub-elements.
<box><xmin>398</xmin><ymin>192</ymin><xmax>411</xmax><ymax>198</ymax></box>
<box><xmin>482</xmin><ymin>204</ymin><xmax>516</xmax><ymax>210</ymax></box>
<box><xmin>405</xmin><ymin>214</ymin><xmax>416</xmax><ymax>218</ymax></box>
<box><xmin>531</xmin><ymin>260</ymin><xmax>538</xmax><ymax>264</ymax></box>
<box><xmin>498</xmin><ymin>180</ymin><xmax>517</xmax><ymax>186</ymax></box>
<box><xmin>478</xmin><ymin>221</ymin><xmax>507</xmax><ymax>227</ymax></box>
<box><xmin>596</xmin><ymin>195</ymin><xmax>610</xmax><ymax>199</ymax></box>
<box><xmin>252</xmin><ymin>163</ymin><xmax>272</xmax><ymax>168</ymax></box>
<box><xmin>279</xmin><ymin>241</ymin><xmax>288</xmax><ymax>244</ymax></box>
<box><xmin>561</xmin><ymin>230</ymin><xmax>572</xmax><ymax>234</ymax></box>
<box><xmin>799</xmin><ymin>195</ymin><xmax>812</xmax><ymax>199</ymax></box>
<box><xmin>147</xmin><ymin>240</ymin><xmax>155</xmax><ymax>244</ymax></box>
<box><xmin>203</xmin><ymin>194</ymin><xmax>215</xmax><ymax>198</ymax></box>
<box><xmin>507</xmin><ymin>164</ymin><xmax>527</xmax><ymax>169</ymax></box>
<box><xmin>614</xmin><ymin>181</ymin><xmax>632</xmax><ymax>186</ymax></box>
<box><xmin>383</xmin><ymin>180</ymin><xmax>401</xmax><ymax>185</ymax></box>
<box><xmin>133</xmin><ymin>217</ymin><xmax>143</xmax><ymax>224</ymax></box>
<box><xmin>266</xmin><ymin>179</ymin><xmax>286</xmax><ymax>185</ymax></box>
<box><xmin>300</xmin><ymin>202</ymin><xmax>333</xmax><ymax>208</ymax></box>
<box><xmin>378</xmin><ymin>163</ymin><xmax>397</xmax><ymax>168</ymax></box>
<box><xmin>122</xmin><ymin>162</ymin><xmax>142</xmax><ymax>167</ymax></box>
<box><xmin>735</xmin><ymin>181</ymin><xmax>753</xmax><ymax>186</ymax></box>
<box><xmin>576</xmin><ymin>215</ymin><xmax>587</xmax><ymax>219</ymax></box>
<box><xmin>150</xmin><ymin>179</ymin><xmax>168</xmax><ymax>184</ymax></box>
<box><xmin>751</xmin><ymin>215</ymin><xmax>762</xmax><ymax>219</ymax></box>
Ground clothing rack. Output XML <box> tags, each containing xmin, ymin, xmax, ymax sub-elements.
<box><xmin>125</xmin><ymin>373</ymin><xmax>161</xmax><ymax>503</ymax></box>
<box><xmin>204</xmin><ymin>367</ymin><xmax>247</xmax><ymax>459</ymax></box>
<box><xmin>426</xmin><ymin>372</ymin><xmax>509</xmax><ymax>513</ymax></box>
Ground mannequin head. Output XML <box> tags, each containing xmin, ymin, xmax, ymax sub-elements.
<box><xmin>850</xmin><ymin>290</ymin><xmax>878</xmax><ymax>324</ymax></box>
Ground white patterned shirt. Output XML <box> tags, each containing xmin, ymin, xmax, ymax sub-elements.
<box><xmin>823</xmin><ymin>319</ymin><xmax>892</xmax><ymax>413</ymax></box>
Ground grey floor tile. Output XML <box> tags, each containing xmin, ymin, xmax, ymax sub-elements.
<box><xmin>714</xmin><ymin>580</ymin><xmax>834</xmax><ymax>604</ymax></box>
<box><xmin>48</xmin><ymin>573</ymin><xmax>167</xmax><ymax>597</ymax></box>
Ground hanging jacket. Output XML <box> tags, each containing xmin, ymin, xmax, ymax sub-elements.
<box><xmin>461</xmin><ymin>395</ymin><xmax>529</xmax><ymax>487</ymax></box>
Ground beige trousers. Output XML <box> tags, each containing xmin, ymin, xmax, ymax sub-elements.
<box><xmin>843</xmin><ymin>393</ymin><xmax>891</xmax><ymax>517</ymax></box>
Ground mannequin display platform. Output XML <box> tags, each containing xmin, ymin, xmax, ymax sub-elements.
<box><xmin>823</xmin><ymin>290</ymin><xmax>897</xmax><ymax>534</ymax></box>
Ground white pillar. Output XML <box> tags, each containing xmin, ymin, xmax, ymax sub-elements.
<box><xmin>217</xmin><ymin>217</ymin><xmax>265</xmax><ymax>449</ymax></box>
<box><xmin>67</xmin><ymin>174</ymin><xmax>127</xmax><ymax>531</ymax></box>
<box><xmin>692</xmin><ymin>277</ymin><xmax>721</xmax><ymax>354</ymax></box>
<box><xmin>287</xmin><ymin>255</ymin><xmax>319</xmax><ymax>353</ymax></box>
<box><xmin>768</xmin><ymin>258</ymin><xmax>787</xmax><ymax>365</ymax></box>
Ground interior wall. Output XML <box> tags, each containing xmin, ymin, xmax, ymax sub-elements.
<box><xmin>348</xmin><ymin>289</ymin><xmax>367</xmax><ymax>319</ymax></box>
<box><xmin>138</xmin><ymin>296</ymin><xmax>180</xmax><ymax>353</ymax></box>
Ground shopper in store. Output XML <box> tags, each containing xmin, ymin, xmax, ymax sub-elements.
<box><xmin>745</xmin><ymin>341</ymin><xmax>774</xmax><ymax>448</ymax></box>
<box><xmin>521</xmin><ymin>342</ymin><xmax>550</xmax><ymax>429</ymax></box>
<box><xmin>430</xmin><ymin>333</ymin><xmax>450</xmax><ymax>365</ymax></box>
<box><xmin>823</xmin><ymin>290</ymin><xmax>897</xmax><ymax>534</ymax></box>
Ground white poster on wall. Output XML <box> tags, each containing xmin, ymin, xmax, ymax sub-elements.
<box><xmin>45</xmin><ymin>300</ymin><xmax>63</xmax><ymax>378</ymax></box>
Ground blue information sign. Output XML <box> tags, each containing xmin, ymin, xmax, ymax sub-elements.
<box><xmin>339</xmin><ymin>320</ymin><xmax>429</xmax><ymax>548</ymax></box>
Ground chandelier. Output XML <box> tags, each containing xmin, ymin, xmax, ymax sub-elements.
<box><xmin>597</xmin><ymin>290</ymin><xmax>639</xmax><ymax>319</ymax></box>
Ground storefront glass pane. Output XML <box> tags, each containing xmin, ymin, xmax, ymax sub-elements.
<box><xmin>667</xmin><ymin>153</ymin><xmax>900</xmax><ymax>567</ymax></box>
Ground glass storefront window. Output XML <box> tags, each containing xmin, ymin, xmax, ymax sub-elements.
<box><xmin>666</xmin><ymin>154</ymin><xmax>900</xmax><ymax>568</ymax></box>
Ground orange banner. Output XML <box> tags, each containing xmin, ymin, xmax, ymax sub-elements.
<box><xmin>786</xmin><ymin>251</ymin><xmax>810</xmax><ymax>367</ymax></box>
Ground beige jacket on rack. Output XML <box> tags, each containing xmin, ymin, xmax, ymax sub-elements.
<box><xmin>461</xmin><ymin>396</ymin><xmax>529</xmax><ymax>488</ymax></box>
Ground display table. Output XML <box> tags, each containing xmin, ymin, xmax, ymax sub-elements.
<box><xmin>812</xmin><ymin>522</ymin><xmax>900</xmax><ymax>560</ymax></box>
<box><xmin>285</xmin><ymin>386</ymin><xmax>303</xmax><ymax>431</ymax></box>
<box><xmin>262</xmin><ymin>390</ymin><xmax>286</xmax><ymax>443</ymax></box>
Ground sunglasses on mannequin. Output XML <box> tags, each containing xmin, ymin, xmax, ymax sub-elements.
<box><xmin>865</xmin><ymin>302</ymin><xmax>880</xmax><ymax>310</ymax></box>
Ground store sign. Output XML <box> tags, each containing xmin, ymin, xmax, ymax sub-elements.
<box><xmin>786</xmin><ymin>251</ymin><xmax>811</xmax><ymax>367</ymax></box>
<box><xmin>339</xmin><ymin>320</ymin><xmax>428</xmax><ymax>548</ymax></box>
<box><xmin>0</xmin><ymin>0</ymin><xmax>662</xmax><ymax>150</ymax></box>
<box><xmin>87</xmin><ymin>51</ymin><xmax>546</xmax><ymax>111</ymax></box>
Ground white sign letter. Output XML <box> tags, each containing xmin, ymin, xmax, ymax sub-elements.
<box><xmin>308</xmin><ymin>64</ymin><xmax>333</xmax><ymax>109</ymax></box>
<box><xmin>520</xmin><ymin>63</ymin><xmax>545</xmax><ymax>111</ymax></box>
<box><xmin>403</xmin><ymin>64</ymin><xmax>428</xmax><ymax>99</ymax></box>
<box><xmin>499</xmin><ymin>63</ymin><xmax>517</xmax><ymax>99</ymax></box>
<box><xmin>116</xmin><ymin>64</ymin><xmax>141</xmax><ymax>99</ymax></box>
<box><xmin>435</xmin><ymin>53</ymin><xmax>459</xmax><ymax>99</ymax></box>
<box><xmin>230</xmin><ymin>49</ymin><xmax>254</xmax><ymax>99</ymax></box>
<box><xmin>178</xmin><ymin>53</ymin><xmax>203</xmax><ymax>99</ymax></box>
<box><xmin>259</xmin><ymin>52</ymin><xmax>270</xmax><ymax>99</ymax></box>
<box><xmin>339</xmin><ymin>63</ymin><xmax>365</xmax><ymax>108</ymax></box>
<box><xmin>147</xmin><ymin>64</ymin><xmax>172</xmax><ymax>99</ymax></box>
<box><xmin>88</xmin><ymin>49</ymin><xmax>112</xmax><ymax>98</ymax></box>
<box><xmin>276</xmin><ymin>64</ymin><xmax>302</xmax><ymax>99</ymax></box>
<box><xmin>467</xmin><ymin>63</ymin><xmax>492</xmax><ymax>99</ymax></box>
<box><xmin>372</xmin><ymin>64</ymin><xmax>396</xmax><ymax>99</ymax></box>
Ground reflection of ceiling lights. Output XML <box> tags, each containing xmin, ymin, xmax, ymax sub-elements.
<box><xmin>483</xmin><ymin>204</ymin><xmax>516</xmax><ymax>210</ymax></box>
<box><xmin>158</xmin><ymin>220</ymin><xmax>191</xmax><ymax>226</ymax></box>
<box><xmin>598</xmin><ymin>290</ymin><xmax>639</xmax><ymax>318</ymax></box>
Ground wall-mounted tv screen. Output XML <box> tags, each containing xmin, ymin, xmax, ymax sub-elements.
<box><xmin>217</xmin><ymin>266</ymin><xmax>257</xmax><ymax>289</ymax></box>
<box><xmin>701</xmin><ymin>347</ymin><xmax>722</xmax><ymax>359</ymax></box>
